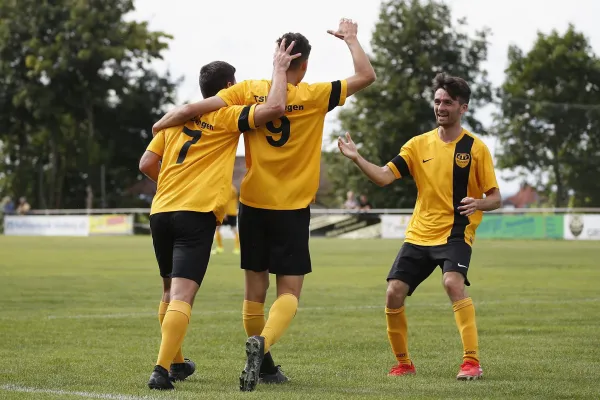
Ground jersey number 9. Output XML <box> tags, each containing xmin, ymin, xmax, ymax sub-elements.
<box><xmin>266</xmin><ymin>116</ymin><xmax>290</xmax><ymax>147</ymax></box>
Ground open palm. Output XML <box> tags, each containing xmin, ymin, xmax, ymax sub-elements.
<box><xmin>338</xmin><ymin>132</ymin><xmax>359</xmax><ymax>161</ymax></box>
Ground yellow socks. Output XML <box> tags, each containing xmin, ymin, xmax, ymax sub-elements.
<box><xmin>156</xmin><ymin>300</ymin><xmax>191</xmax><ymax>370</ymax></box>
<box><xmin>261</xmin><ymin>294</ymin><xmax>298</xmax><ymax>353</ymax></box>
<box><xmin>386</xmin><ymin>306</ymin><xmax>411</xmax><ymax>365</ymax></box>
<box><xmin>243</xmin><ymin>300</ymin><xmax>266</xmax><ymax>336</ymax></box>
<box><xmin>215</xmin><ymin>230</ymin><xmax>223</xmax><ymax>249</ymax></box>
<box><xmin>158</xmin><ymin>301</ymin><xmax>185</xmax><ymax>364</ymax></box>
<box><xmin>453</xmin><ymin>297</ymin><xmax>479</xmax><ymax>363</ymax></box>
<box><xmin>158</xmin><ymin>301</ymin><xmax>169</xmax><ymax>325</ymax></box>
<box><xmin>234</xmin><ymin>231</ymin><xmax>240</xmax><ymax>250</ymax></box>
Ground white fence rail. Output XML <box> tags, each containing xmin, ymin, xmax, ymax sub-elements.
<box><xmin>24</xmin><ymin>207</ymin><xmax>600</xmax><ymax>215</ymax></box>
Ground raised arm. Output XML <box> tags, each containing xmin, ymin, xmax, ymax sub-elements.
<box><xmin>337</xmin><ymin>132</ymin><xmax>396</xmax><ymax>187</ymax></box>
<box><xmin>253</xmin><ymin>39</ymin><xmax>301</xmax><ymax>126</ymax></box>
<box><xmin>328</xmin><ymin>18</ymin><xmax>376</xmax><ymax>97</ymax></box>
<box><xmin>152</xmin><ymin>97</ymin><xmax>226</xmax><ymax>136</ymax></box>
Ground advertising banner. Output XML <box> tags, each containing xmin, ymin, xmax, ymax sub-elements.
<box><xmin>4</xmin><ymin>215</ymin><xmax>89</xmax><ymax>236</ymax></box>
<box><xmin>563</xmin><ymin>214</ymin><xmax>600</xmax><ymax>240</ymax></box>
<box><xmin>477</xmin><ymin>215</ymin><xmax>563</xmax><ymax>239</ymax></box>
<box><xmin>310</xmin><ymin>214</ymin><xmax>381</xmax><ymax>238</ymax></box>
<box><xmin>89</xmin><ymin>215</ymin><xmax>134</xmax><ymax>236</ymax></box>
<box><xmin>380</xmin><ymin>215</ymin><xmax>411</xmax><ymax>239</ymax></box>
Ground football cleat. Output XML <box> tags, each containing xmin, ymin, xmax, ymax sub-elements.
<box><xmin>388</xmin><ymin>362</ymin><xmax>416</xmax><ymax>376</ymax></box>
<box><xmin>148</xmin><ymin>365</ymin><xmax>175</xmax><ymax>390</ymax></box>
<box><xmin>456</xmin><ymin>360</ymin><xmax>483</xmax><ymax>380</ymax></box>
<box><xmin>169</xmin><ymin>358</ymin><xmax>196</xmax><ymax>382</ymax></box>
<box><xmin>239</xmin><ymin>336</ymin><xmax>265</xmax><ymax>392</ymax></box>
<box><xmin>259</xmin><ymin>365</ymin><xmax>289</xmax><ymax>384</ymax></box>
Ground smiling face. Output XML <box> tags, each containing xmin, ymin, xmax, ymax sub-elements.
<box><xmin>433</xmin><ymin>88</ymin><xmax>468</xmax><ymax>128</ymax></box>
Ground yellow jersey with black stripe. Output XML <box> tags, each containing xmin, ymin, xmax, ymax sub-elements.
<box><xmin>217</xmin><ymin>80</ymin><xmax>347</xmax><ymax>210</ymax></box>
<box><xmin>386</xmin><ymin>128</ymin><xmax>498</xmax><ymax>246</ymax></box>
<box><xmin>224</xmin><ymin>184</ymin><xmax>239</xmax><ymax>216</ymax></box>
<box><xmin>147</xmin><ymin>105</ymin><xmax>256</xmax><ymax>222</ymax></box>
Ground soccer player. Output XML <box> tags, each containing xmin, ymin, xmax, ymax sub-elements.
<box><xmin>212</xmin><ymin>184</ymin><xmax>240</xmax><ymax>255</ymax></box>
<box><xmin>337</xmin><ymin>73</ymin><xmax>501</xmax><ymax>380</ymax></box>
<box><xmin>152</xmin><ymin>18</ymin><xmax>376</xmax><ymax>391</ymax></box>
<box><xmin>138</xmin><ymin>39</ymin><xmax>300</xmax><ymax>390</ymax></box>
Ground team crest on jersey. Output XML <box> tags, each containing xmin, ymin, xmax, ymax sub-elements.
<box><xmin>455</xmin><ymin>153</ymin><xmax>471</xmax><ymax>168</ymax></box>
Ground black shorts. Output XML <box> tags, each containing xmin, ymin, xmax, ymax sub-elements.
<box><xmin>222</xmin><ymin>215</ymin><xmax>237</xmax><ymax>227</ymax></box>
<box><xmin>238</xmin><ymin>203</ymin><xmax>311</xmax><ymax>276</ymax></box>
<box><xmin>149</xmin><ymin>211</ymin><xmax>217</xmax><ymax>285</ymax></box>
<box><xmin>387</xmin><ymin>241</ymin><xmax>472</xmax><ymax>295</ymax></box>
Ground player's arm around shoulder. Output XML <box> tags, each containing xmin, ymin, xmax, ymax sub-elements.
<box><xmin>152</xmin><ymin>97</ymin><xmax>227</xmax><ymax>136</ymax></box>
<box><xmin>337</xmin><ymin>132</ymin><xmax>398</xmax><ymax>187</ymax></box>
<box><xmin>328</xmin><ymin>18</ymin><xmax>376</xmax><ymax>97</ymax></box>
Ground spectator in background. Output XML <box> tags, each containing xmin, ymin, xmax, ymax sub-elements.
<box><xmin>17</xmin><ymin>197</ymin><xmax>31</xmax><ymax>215</ymax></box>
<box><xmin>2</xmin><ymin>196</ymin><xmax>15</xmax><ymax>215</ymax></box>
<box><xmin>343</xmin><ymin>190</ymin><xmax>358</xmax><ymax>209</ymax></box>
<box><xmin>358</xmin><ymin>194</ymin><xmax>372</xmax><ymax>211</ymax></box>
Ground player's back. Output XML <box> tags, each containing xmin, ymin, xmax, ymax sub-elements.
<box><xmin>149</xmin><ymin>105</ymin><xmax>256</xmax><ymax>221</ymax></box>
<box><xmin>217</xmin><ymin>79</ymin><xmax>347</xmax><ymax>210</ymax></box>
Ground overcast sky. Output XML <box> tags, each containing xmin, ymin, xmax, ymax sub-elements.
<box><xmin>131</xmin><ymin>0</ymin><xmax>600</xmax><ymax>195</ymax></box>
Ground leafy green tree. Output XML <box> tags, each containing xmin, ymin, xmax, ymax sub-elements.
<box><xmin>324</xmin><ymin>0</ymin><xmax>491</xmax><ymax>208</ymax></box>
<box><xmin>493</xmin><ymin>25</ymin><xmax>600</xmax><ymax>207</ymax></box>
<box><xmin>0</xmin><ymin>0</ymin><xmax>178</xmax><ymax>208</ymax></box>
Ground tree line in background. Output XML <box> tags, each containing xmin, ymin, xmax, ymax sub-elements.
<box><xmin>0</xmin><ymin>0</ymin><xmax>598</xmax><ymax>210</ymax></box>
<box><xmin>0</xmin><ymin>0</ymin><xmax>178</xmax><ymax>209</ymax></box>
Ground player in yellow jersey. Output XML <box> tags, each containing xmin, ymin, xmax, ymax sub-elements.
<box><xmin>138</xmin><ymin>40</ymin><xmax>300</xmax><ymax>390</ymax></box>
<box><xmin>151</xmin><ymin>18</ymin><xmax>376</xmax><ymax>392</ymax></box>
<box><xmin>338</xmin><ymin>73</ymin><xmax>502</xmax><ymax>381</ymax></box>
<box><xmin>212</xmin><ymin>184</ymin><xmax>240</xmax><ymax>255</ymax></box>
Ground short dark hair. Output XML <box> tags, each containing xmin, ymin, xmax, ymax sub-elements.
<box><xmin>199</xmin><ymin>61</ymin><xmax>236</xmax><ymax>98</ymax></box>
<box><xmin>276</xmin><ymin>32</ymin><xmax>311</xmax><ymax>69</ymax></box>
<box><xmin>432</xmin><ymin>73</ymin><xmax>471</xmax><ymax>104</ymax></box>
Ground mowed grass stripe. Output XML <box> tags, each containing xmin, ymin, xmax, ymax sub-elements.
<box><xmin>0</xmin><ymin>237</ymin><xmax>599</xmax><ymax>399</ymax></box>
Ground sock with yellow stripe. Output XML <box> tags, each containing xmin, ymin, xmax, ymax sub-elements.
<box><xmin>215</xmin><ymin>230</ymin><xmax>223</xmax><ymax>249</ymax></box>
<box><xmin>158</xmin><ymin>301</ymin><xmax>185</xmax><ymax>364</ymax></box>
<box><xmin>156</xmin><ymin>300</ymin><xmax>191</xmax><ymax>370</ymax></box>
<box><xmin>385</xmin><ymin>306</ymin><xmax>411</xmax><ymax>365</ymax></box>
<box><xmin>453</xmin><ymin>297</ymin><xmax>479</xmax><ymax>363</ymax></box>
<box><xmin>261</xmin><ymin>294</ymin><xmax>298</xmax><ymax>353</ymax></box>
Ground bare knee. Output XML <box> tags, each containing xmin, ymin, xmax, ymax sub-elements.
<box><xmin>443</xmin><ymin>272</ymin><xmax>466</xmax><ymax>302</ymax></box>
<box><xmin>276</xmin><ymin>275</ymin><xmax>304</xmax><ymax>299</ymax></box>
<box><xmin>386</xmin><ymin>279</ymin><xmax>409</xmax><ymax>309</ymax></box>
<box><xmin>161</xmin><ymin>278</ymin><xmax>171</xmax><ymax>303</ymax></box>
<box><xmin>170</xmin><ymin>278</ymin><xmax>200</xmax><ymax>306</ymax></box>
<box><xmin>245</xmin><ymin>271</ymin><xmax>270</xmax><ymax>303</ymax></box>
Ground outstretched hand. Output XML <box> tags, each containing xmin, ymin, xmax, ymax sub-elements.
<box><xmin>327</xmin><ymin>18</ymin><xmax>358</xmax><ymax>42</ymax></box>
<box><xmin>338</xmin><ymin>132</ymin><xmax>359</xmax><ymax>161</ymax></box>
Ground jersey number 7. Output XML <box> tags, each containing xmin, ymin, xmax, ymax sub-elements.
<box><xmin>266</xmin><ymin>116</ymin><xmax>290</xmax><ymax>147</ymax></box>
<box><xmin>176</xmin><ymin>126</ymin><xmax>202</xmax><ymax>164</ymax></box>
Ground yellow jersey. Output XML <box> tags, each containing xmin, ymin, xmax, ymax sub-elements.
<box><xmin>225</xmin><ymin>184</ymin><xmax>239</xmax><ymax>216</ymax></box>
<box><xmin>217</xmin><ymin>79</ymin><xmax>348</xmax><ymax>210</ymax></box>
<box><xmin>147</xmin><ymin>105</ymin><xmax>257</xmax><ymax>223</ymax></box>
<box><xmin>386</xmin><ymin>129</ymin><xmax>498</xmax><ymax>246</ymax></box>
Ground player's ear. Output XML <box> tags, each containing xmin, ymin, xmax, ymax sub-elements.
<box><xmin>226</xmin><ymin>81</ymin><xmax>234</xmax><ymax>88</ymax></box>
<box><xmin>460</xmin><ymin>102</ymin><xmax>468</xmax><ymax>115</ymax></box>
<box><xmin>301</xmin><ymin>59</ymin><xmax>308</xmax><ymax>71</ymax></box>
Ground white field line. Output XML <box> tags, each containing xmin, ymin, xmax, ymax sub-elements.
<box><xmin>36</xmin><ymin>297</ymin><xmax>600</xmax><ymax>320</ymax></box>
<box><xmin>0</xmin><ymin>384</ymin><xmax>156</xmax><ymax>400</ymax></box>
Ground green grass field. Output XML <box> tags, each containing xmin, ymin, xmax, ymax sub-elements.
<box><xmin>1</xmin><ymin>236</ymin><xmax>599</xmax><ymax>400</ymax></box>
